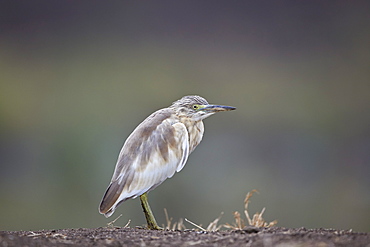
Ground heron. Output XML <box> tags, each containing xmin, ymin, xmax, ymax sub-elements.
<box><xmin>99</xmin><ymin>95</ymin><xmax>236</xmax><ymax>230</ymax></box>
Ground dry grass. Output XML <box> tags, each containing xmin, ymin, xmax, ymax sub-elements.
<box><xmin>163</xmin><ymin>208</ymin><xmax>186</xmax><ymax>230</ymax></box>
<box><xmin>105</xmin><ymin>191</ymin><xmax>277</xmax><ymax>230</ymax></box>
<box><xmin>184</xmin><ymin>212</ymin><xmax>224</xmax><ymax>232</ymax></box>
<box><xmin>165</xmin><ymin>190</ymin><xmax>277</xmax><ymax>231</ymax></box>
<box><xmin>164</xmin><ymin>208</ymin><xmax>223</xmax><ymax>231</ymax></box>
<box><xmin>224</xmin><ymin>190</ymin><xmax>277</xmax><ymax>229</ymax></box>
<box><xmin>206</xmin><ymin>212</ymin><xmax>224</xmax><ymax>231</ymax></box>
<box><xmin>107</xmin><ymin>214</ymin><xmax>131</xmax><ymax>228</ymax></box>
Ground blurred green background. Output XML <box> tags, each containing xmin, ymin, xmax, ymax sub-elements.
<box><xmin>1</xmin><ymin>1</ymin><xmax>369</xmax><ymax>232</ymax></box>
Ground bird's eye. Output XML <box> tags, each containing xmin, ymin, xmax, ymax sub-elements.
<box><xmin>192</xmin><ymin>105</ymin><xmax>199</xmax><ymax>110</ymax></box>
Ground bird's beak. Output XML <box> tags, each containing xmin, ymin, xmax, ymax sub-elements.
<box><xmin>200</xmin><ymin>104</ymin><xmax>236</xmax><ymax>112</ymax></box>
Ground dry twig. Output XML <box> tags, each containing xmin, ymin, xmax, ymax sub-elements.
<box><xmin>185</xmin><ymin>218</ymin><xmax>206</xmax><ymax>231</ymax></box>
<box><xmin>224</xmin><ymin>190</ymin><xmax>277</xmax><ymax>229</ymax></box>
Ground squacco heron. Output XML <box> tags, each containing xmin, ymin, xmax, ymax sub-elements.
<box><xmin>99</xmin><ymin>95</ymin><xmax>235</xmax><ymax>229</ymax></box>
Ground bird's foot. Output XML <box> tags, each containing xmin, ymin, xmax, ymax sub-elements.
<box><xmin>147</xmin><ymin>223</ymin><xmax>163</xmax><ymax>230</ymax></box>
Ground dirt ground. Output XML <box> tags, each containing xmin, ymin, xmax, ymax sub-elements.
<box><xmin>1</xmin><ymin>226</ymin><xmax>369</xmax><ymax>247</ymax></box>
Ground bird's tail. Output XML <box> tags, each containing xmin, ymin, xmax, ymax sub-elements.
<box><xmin>99</xmin><ymin>183</ymin><xmax>121</xmax><ymax>218</ymax></box>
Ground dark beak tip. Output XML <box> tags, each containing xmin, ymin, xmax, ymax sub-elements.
<box><xmin>205</xmin><ymin>105</ymin><xmax>236</xmax><ymax>112</ymax></box>
<box><xmin>221</xmin><ymin>106</ymin><xmax>236</xmax><ymax>111</ymax></box>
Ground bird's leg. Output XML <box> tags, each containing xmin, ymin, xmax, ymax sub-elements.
<box><xmin>140</xmin><ymin>193</ymin><xmax>162</xmax><ymax>230</ymax></box>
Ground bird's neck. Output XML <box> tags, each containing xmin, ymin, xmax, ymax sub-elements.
<box><xmin>179</xmin><ymin>117</ymin><xmax>204</xmax><ymax>153</ymax></box>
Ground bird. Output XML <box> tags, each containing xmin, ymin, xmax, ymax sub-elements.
<box><xmin>99</xmin><ymin>95</ymin><xmax>236</xmax><ymax>230</ymax></box>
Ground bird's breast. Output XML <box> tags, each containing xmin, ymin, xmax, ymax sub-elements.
<box><xmin>179</xmin><ymin>118</ymin><xmax>204</xmax><ymax>153</ymax></box>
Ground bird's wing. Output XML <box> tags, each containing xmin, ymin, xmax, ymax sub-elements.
<box><xmin>99</xmin><ymin>110</ymin><xmax>189</xmax><ymax>217</ymax></box>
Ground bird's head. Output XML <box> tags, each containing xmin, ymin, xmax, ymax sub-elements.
<box><xmin>170</xmin><ymin>95</ymin><xmax>236</xmax><ymax>121</ymax></box>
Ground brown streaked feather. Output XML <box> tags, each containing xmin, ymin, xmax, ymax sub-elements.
<box><xmin>99</xmin><ymin>108</ymin><xmax>190</xmax><ymax>217</ymax></box>
<box><xmin>112</xmin><ymin>109</ymin><xmax>172</xmax><ymax>180</ymax></box>
<box><xmin>99</xmin><ymin>162</ymin><xmax>135</xmax><ymax>215</ymax></box>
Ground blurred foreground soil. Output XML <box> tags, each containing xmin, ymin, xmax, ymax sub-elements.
<box><xmin>1</xmin><ymin>227</ymin><xmax>369</xmax><ymax>246</ymax></box>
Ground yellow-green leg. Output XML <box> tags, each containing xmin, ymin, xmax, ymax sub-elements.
<box><xmin>140</xmin><ymin>193</ymin><xmax>162</xmax><ymax>230</ymax></box>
